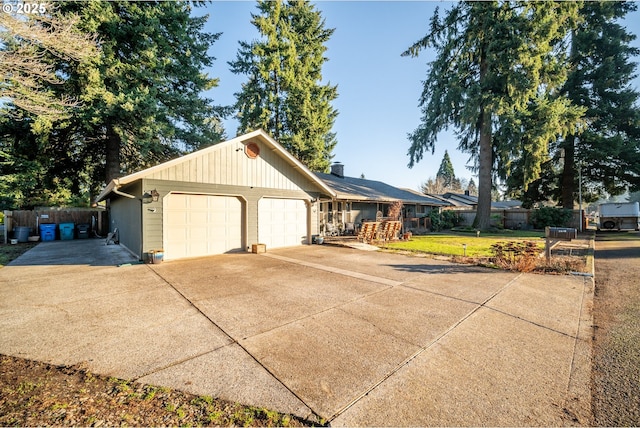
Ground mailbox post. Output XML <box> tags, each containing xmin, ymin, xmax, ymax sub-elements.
<box><xmin>545</xmin><ymin>226</ymin><xmax>577</xmax><ymax>263</ymax></box>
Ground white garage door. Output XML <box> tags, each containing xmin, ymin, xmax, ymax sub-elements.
<box><xmin>164</xmin><ymin>194</ymin><xmax>243</xmax><ymax>260</ymax></box>
<box><xmin>258</xmin><ymin>198</ymin><xmax>308</xmax><ymax>249</ymax></box>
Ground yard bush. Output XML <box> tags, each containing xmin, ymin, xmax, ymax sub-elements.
<box><xmin>530</xmin><ymin>206</ymin><xmax>573</xmax><ymax>229</ymax></box>
<box><xmin>490</xmin><ymin>241</ymin><xmax>540</xmax><ymax>272</ymax></box>
<box><xmin>429</xmin><ymin>210</ymin><xmax>462</xmax><ymax>231</ymax></box>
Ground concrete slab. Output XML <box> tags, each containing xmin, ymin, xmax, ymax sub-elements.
<box><xmin>339</xmin><ymin>285</ymin><xmax>478</xmax><ymax>347</ymax></box>
<box><xmin>401</xmin><ymin>269</ymin><xmax>520</xmax><ymax>304</ymax></box>
<box><xmin>0</xmin><ymin>240</ymin><xmax>593</xmax><ymax>426</ymax></box>
<box><xmin>274</xmin><ymin>245</ymin><xmax>520</xmax><ymax>304</ymax></box>
<box><xmin>137</xmin><ymin>344</ymin><xmax>315</xmax><ymax>419</ymax></box>
<box><xmin>273</xmin><ymin>245</ymin><xmax>454</xmax><ymax>282</ymax></box>
<box><xmin>332</xmin><ymin>308</ymin><xmax>579</xmax><ymax>426</ymax></box>
<box><xmin>0</xmin><ymin>241</ymin><xmax>231</xmax><ymax>380</ymax></box>
<box><xmin>486</xmin><ymin>273</ymin><xmax>586</xmax><ymax>336</ymax></box>
<box><xmin>242</xmin><ymin>308</ymin><xmax>422</xmax><ymax>418</ymax></box>
<box><xmin>151</xmin><ymin>254</ymin><xmax>389</xmax><ymax>339</ymax></box>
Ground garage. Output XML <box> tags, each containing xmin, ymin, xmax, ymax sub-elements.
<box><xmin>96</xmin><ymin>130</ymin><xmax>335</xmax><ymax>261</ymax></box>
<box><xmin>259</xmin><ymin>198</ymin><xmax>308</xmax><ymax>249</ymax></box>
<box><xmin>164</xmin><ymin>193</ymin><xmax>243</xmax><ymax>260</ymax></box>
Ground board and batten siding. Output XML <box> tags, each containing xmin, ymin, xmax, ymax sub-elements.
<box><xmin>146</xmin><ymin>139</ymin><xmax>318</xmax><ymax>192</ymax></box>
<box><xmin>109</xmin><ymin>180</ymin><xmax>142</xmax><ymax>258</ymax></box>
<box><xmin>140</xmin><ymin>178</ymin><xmax>321</xmax><ymax>257</ymax></box>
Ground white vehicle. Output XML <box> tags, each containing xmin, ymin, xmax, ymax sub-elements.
<box><xmin>596</xmin><ymin>202</ymin><xmax>640</xmax><ymax>231</ymax></box>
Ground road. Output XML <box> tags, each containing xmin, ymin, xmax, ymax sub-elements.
<box><xmin>592</xmin><ymin>230</ymin><xmax>640</xmax><ymax>426</ymax></box>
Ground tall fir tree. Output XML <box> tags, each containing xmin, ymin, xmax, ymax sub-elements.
<box><xmin>436</xmin><ymin>150</ymin><xmax>457</xmax><ymax>190</ymax></box>
<box><xmin>0</xmin><ymin>5</ymin><xmax>98</xmax><ymax>208</ymax></box>
<box><xmin>403</xmin><ymin>1</ymin><xmax>581</xmax><ymax>229</ymax></box>
<box><xmin>229</xmin><ymin>0</ymin><xmax>338</xmax><ymax>172</ymax></box>
<box><xmin>467</xmin><ymin>178</ymin><xmax>478</xmax><ymax>196</ymax></box>
<box><xmin>559</xmin><ymin>1</ymin><xmax>640</xmax><ymax>208</ymax></box>
<box><xmin>61</xmin><ymin>0</ymin><xmax>226</xmax><ymax>190</ymax></box>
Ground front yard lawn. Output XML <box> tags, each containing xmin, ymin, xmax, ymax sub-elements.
<box><xmin>384</xmin><ymin>231</ymin><xmax>545</xmax><ymax>257</ymax></box>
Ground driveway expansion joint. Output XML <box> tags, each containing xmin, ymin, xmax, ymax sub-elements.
<box><xmin>146</xmin><ymin>264</ymin><xmax>324</xmax><ymax>422</ymax></box>
<box><xmin>262</xmin><ymin>253</ymin><xmax>403</xmax><ymax>287</ymax></box>
<box><xmin>327</xmin><ymin>271</ymin><xmax>525</xmax><ymax>422</ymax></box>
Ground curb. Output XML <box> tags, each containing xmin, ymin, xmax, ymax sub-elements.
<box><xmin>585</xmin><ymin>231</ymin><xmax>596</xmax><ymax>279</ymax></box>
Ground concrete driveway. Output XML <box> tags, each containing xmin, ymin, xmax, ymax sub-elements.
<box><xmin>0</xmin><ymin>239</ymin><xmax>593</xmax><ymax>425</ymax></box>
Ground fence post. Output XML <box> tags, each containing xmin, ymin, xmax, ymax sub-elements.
<box><xmin>3</xmin><ymin>210</ymin><xmax>10</xmax><ymax>243</ymax></box>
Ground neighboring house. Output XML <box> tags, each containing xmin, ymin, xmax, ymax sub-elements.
<box><xmin>427</xmin><ymin>191</ymin><xmax>522</xmax><ymax>210</ymax></box>
<box><xmin>316</xmin><ymin>163</ymin><xmax>447</xmax><ymax>232</ymax></box>
<box><xmin>97</xmin><ymin>130</ymin><xmax>335</xmax><ymax>261</ymax></box>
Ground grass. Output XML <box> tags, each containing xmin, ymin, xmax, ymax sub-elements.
<box><xmin>0</xmin><ymin>242</ymin><xmax>38</xmax><ymax>267</ymax></box>
<box><xmin>384</xmin><ymin>230</ymin><xmax>545</xmax><ymax>257</ymax></box>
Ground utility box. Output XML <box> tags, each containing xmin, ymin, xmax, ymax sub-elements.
<box><xmin>545</xmin><ymin>226</ymin><xmax>577</xmax><ymax>241</ymax></box>
<box><xmin>59</xmin><ymin>223</ymin><xmax>75</xmax><ymax>240</ymax></box>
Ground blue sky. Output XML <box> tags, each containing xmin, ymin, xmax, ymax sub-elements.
<box><xmin>203</xmin><ymin>1</ymin><xmax>640</xmax><ymax>192</ymax></box>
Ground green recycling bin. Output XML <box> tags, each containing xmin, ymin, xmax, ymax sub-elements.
<box><xmin>59</xmin><ymin>223</ymin><xmax>75</xmax><ymax>240</ymax></box>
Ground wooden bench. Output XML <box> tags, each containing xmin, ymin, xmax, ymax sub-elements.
<box><xmin>358</xmin><ymin>221</ymin><xmax>379</xmax><ymax>243</ymax></box>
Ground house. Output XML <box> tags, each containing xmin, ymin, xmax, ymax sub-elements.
<box><xmin>428</xmin><ymin>191</ymin><xmax>522</xmax><ymax>210</ymax></box>
<box><xmin>96</xmin><ymin>130</ymin><xmax>335</xmax><ymax>261</ymax></box>
<box><xmin>316</xmin><ymin>163</ymin><xmax>448</xmax><ymax>233</ymax></box>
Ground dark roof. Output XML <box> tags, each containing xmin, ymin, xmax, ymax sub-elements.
<box><xmin>317</xmin><ymin>172</ymin><xmax>447</xmax><ymax>206</ymax></box>
<box><xmin>427</xmin><ymin>192</ymin><xmax>521</xmax><ymax>209</ymax></box>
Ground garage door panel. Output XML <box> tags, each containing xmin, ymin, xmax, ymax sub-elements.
<box><xmin>258</xmin><ymin>198</ymin><xmax>307</xmax><ymax>249</ymax></box>
<box><xmin>164</xmin><ymin>194</ymin><xmax>243</xmax><ymax>260</ymax></box>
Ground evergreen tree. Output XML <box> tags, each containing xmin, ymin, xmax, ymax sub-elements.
<box><xmin>230</xmin><ymin>0</ymin><xmax>338</xmax><ymax>172</ymax></box>
<box><xmin>559</xmin><ymin>1</ymin><xmax>640</xmax><ymax>208</ymax></box>
<box><xmin>0</xmin><ymin>6</ymin><xmax>97</xmax><ymax>208</ymax></box>
<box><xmin>62</xmin><ymin>0</ymin><xmax>226</xmax><ymax>188</ymax></box>
<box><xmin>436</xmin><ymin>150</ymin><xmax>457</xmax><ymax>190</ymax></box>
<box><xmin>467</xmin><ymin>178</ymin><xmax>478</xmax><ymax>196</ymax></box>
<box><xmin>404</xmin><ymin>1</ymin><xmax>581</xmax><ymax>229</ymax></box>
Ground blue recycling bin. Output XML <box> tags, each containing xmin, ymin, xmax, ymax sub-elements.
<box><xmin>59</xmin><ymin>223</ymin><xmax>75</xmax><ymax>240</ymax></box>
<box><xmin>39</xmin><ymin>224</ymin><xmax>56</xmax><ymax>241</ymax></box>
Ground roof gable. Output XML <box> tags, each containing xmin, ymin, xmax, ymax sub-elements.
<box><xmin>98</xmin><ymin>130</ymin><xmax>335</xmax><ymax>201</ymax></box>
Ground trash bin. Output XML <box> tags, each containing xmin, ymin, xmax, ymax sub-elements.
<box><xmin>59</xmin><ymin>223</ymin><xmax>75</xmax><ymax>240</ymax></box>
<box><xmin>13</xmin><ymin>226</ymin><xmax>30</xmax><ymax>243</ymax></box>
<box><xmin>76</xmin><ymin>223</ymin><xmax>90</xmax><ymax>239</ymax></box>
<box><xmin>39</xmin><ymin>224</ymin><xmax>56</xmax><ymax>241</ymax></box>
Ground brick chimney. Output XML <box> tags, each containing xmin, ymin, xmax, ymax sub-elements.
<box><xmin>331</xmin><ymin>162</ymin><xmax>344</xmax><ymax>178</ymax></box>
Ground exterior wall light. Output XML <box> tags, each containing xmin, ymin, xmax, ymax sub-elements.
<box><xmin>143</xmin><ymin>189</ymin><xmax>160</xmax><ymax>204</ymax></box>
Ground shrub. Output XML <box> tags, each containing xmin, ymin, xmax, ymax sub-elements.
<box><xmin>429</xmin><ymin>210</ymin><xmax>462</xmax><ymax>231</ymax></box>
<box><xmin>490</xmin><ymin>241</ymin><xmax>540</xmax><ymax>272</ymax></box>
<box><xmin>530</xmin><ymin>206</ymin><xmax>573</xmax><ymax>229</ymax></box>
<box><xmin>387</xmin><ymin>201</ymin><xmax>403</xmax><ymax>221</ymax></box>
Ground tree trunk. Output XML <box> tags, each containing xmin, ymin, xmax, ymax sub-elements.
<box><xmin>105</xmin><ymin>126</ymin><xmax>121</xmax><ymax>184</ymax></box>
<box><xmin>474</xmin><ymin>108</ymin><xmax>493</xmax><ymax>230</ymax></box>
<box><xmin>473</xmin><ymin>45</ymin><xmax>492</xmax><ymax>230</ymax></box>
<box><xmin>561</xmin><ymin>134</ymin><xmax>576</xmax><ymax>209</ymax></box>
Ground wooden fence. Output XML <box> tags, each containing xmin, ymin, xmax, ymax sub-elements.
<box><xmin>454</xmin><ymin>209</ymin><xmax>584</xmax><ymax>230</ymax></box>
<box><xmin>3</xmin><ymin>208</ymin><xmax>107</xmax><ymax>243</ymax></box>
